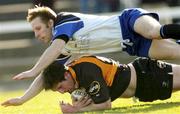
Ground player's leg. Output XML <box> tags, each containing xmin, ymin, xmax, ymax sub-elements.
<box><xmin>134</xmin><ymin>15</ymin><xmax>161</xmax><ymax>39</ymax></box>
<box><xmin>132</xmin><ymin>57</ymin><xmax>173</xmax><ymax>102</ymax></box>
<box><xmin>177</xmin><ymin>40</ymin><xmax>180</xmax><ymax>44</ymax></box>
<box><xmin>148</xmin><ymin>39</ymin><xmax>180</xmax><ymax>59</ymax></box>
<box><xmin>134</xmin><ymin>15</ymin><xmax>180</xmax><ymax>40</ymax></box>
<box><xmin>172</xmin><ymin>64</ymin><xmax>180</xmax><ymax>91</ymax></box>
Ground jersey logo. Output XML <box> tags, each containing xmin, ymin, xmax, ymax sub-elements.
<box><xmin>88</xmin><ymin>81</ymin><xmax>100</xmax><ymax>95</ymax></box>
<box><xmin>157</xmin><ymin>60</ymin><xmax>166</xmax><ymax>68</ymax></box>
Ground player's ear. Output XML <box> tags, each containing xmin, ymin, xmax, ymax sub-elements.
<box><xmin>64</xmin><ymin>71</ymin><xmax>70</xmax><ymax>80</ymax></box>
<box><xmin>48</xmin><ymin>19</ymin><xmax>54</xmax><ymax>27</ymax></box>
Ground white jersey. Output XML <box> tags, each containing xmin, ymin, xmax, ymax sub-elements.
<box><xmin>53</xmin><ymin>12</ymin><xmax>123</xmax><ymax>54</ymax></box>
<box><xmin>54</xmin><ymin>8</ymin><xmax>158</xmax><ymax>58</ymax></box>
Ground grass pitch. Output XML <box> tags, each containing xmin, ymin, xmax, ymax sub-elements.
<box><xmin>1</xmin><ymin>90</ymin><xmax>180</xmax><ymax>114</ymax></box>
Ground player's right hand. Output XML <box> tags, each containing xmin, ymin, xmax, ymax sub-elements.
<box><xmin>1</xmin><ymin>98</ymin><xmax>24</xmax><ymax>107</ymax></box>
<box><xmin>72</xmin><ymin>95</ymin><xmax>92</xmax><ymax>109</ymax></box>
<box><xmin>13</xmin><ymin>70</ymin><xmax>37</xmax><ymax>80</ymax></box>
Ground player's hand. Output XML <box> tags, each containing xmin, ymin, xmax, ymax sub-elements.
<box><xmin>13</xmin><ymin>70</ymin><xmax>37</xmax><ymax>80</ymax></box>
<box><xmin>72</xmin><ymin>95</ymin><xmax>92</xmax><ymax>109</ymax></box>
<box><xmin>1</xmin><ymin>98</ymin><xmax>24</xmax><ymax>107</ymax></box>
<box><xmin>59</xmin><ymin>101</ymin><xmax>77</xmax><ymax>113</ymax></box>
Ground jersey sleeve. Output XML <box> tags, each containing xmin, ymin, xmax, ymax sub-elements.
<box><xmin>52</xmin><ymin>13</ymin><xmax>84</xmax><ymax>42</ymax></box>
<box><xmin>80</xmin><ymin>63</ymin><xmax>110</xmax><ymax>104</ymax></box>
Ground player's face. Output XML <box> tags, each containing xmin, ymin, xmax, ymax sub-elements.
<box><xmin>30</xmin><ymin>17</ymin><xmax>53</xmax><ymax>44</ymax></box>
<box><xmin>53</xmin><ymin>72</ymin><xmax>75</xmax><ymax>93</ymax></box>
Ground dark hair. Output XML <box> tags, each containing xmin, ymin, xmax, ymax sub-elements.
<box><xmin>43</xmin><ymin>61</ymin><xmax>66</xmax><ymax>90</ymax></box>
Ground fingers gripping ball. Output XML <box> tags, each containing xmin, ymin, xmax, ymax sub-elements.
<box><xmin>71</xmin><ymin>88</ymin><xmax>87</xmax><ymax>101</ymax></box>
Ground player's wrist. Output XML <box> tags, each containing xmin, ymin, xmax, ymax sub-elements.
<box><xmin>19</xmin><ymin>96</ymin><xmax>29</xmax><ymax>104</ymax></box>
<box><xmin>72</xmin><ymin>105</ymin><xmax>80</xmax><ymax>113</ymax></box>
<box><xmin>30</xmin><ymin>68</ymin><xmax>41</xmax><ymax>77</ymax></box>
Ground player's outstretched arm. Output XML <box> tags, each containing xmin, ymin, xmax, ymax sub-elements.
<box><xmin>60</xmin><ymin>98</ymin><xmax>111</xmax><ymax>113</ymax></box>
<box><xmin>13</xmin><ymin>39</ymin><xmax>65</xmax><ymax>80</ymax></box>
<box><xmin>1</xmin><ymin>74</ymin><xmax>44</xmax><ymax>107</ymax></box>
<box><xmin>1</xmin><ymin>97</ymin><xmax>23</xmax><ymax>107</ymax></box>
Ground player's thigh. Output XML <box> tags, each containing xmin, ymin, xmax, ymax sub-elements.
<box><xmin>134</xmin><ymin>15</ymin><xmax>161</xmax><ymax>39</ymax></box>
<box><xmin>148</xmin><ymin>39</ymin><xmax>180</xmax><ymax>59</ymax></box>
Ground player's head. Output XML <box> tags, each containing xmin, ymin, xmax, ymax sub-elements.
<box><xmin>43</xmin><ymin>61</ymin><xmax>75</xmax><ymax>93</ymax></box>
<box><xmin>43</xmin><ymin>61</ymin><xmax>66</xmax><ymax>90</ymax></box>
<box><xmin>27</xmin><ymin>6</ymin><xmax>57</xmax><ymax>43</ymax></box>
<box><xmin>27</xmin><ymin>6</ymin><xmax>56</xmax><ymax>23</ymax></box>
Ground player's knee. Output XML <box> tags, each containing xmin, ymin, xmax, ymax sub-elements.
<box><xmin>147</xmin><ymin>26</ymin><xmax>161</xmax><ymax>39</ymax></box>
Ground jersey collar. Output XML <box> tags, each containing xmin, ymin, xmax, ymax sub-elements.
<box><xmin>67</xmin><ymin>66</ymin><xmax>79</xmax><ymax>88</ymax></box>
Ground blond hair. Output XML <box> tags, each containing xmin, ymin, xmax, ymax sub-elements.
<box><xmin>27</xmin><ymin>6</ymin><xmax>57</xmax><ymax>23</ymax></box>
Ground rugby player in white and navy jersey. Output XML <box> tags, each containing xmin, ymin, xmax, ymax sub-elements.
<box><xmin>3</xmin><ymin>6</ymin><xmax>180</xmax><ymax>106</ymax></box>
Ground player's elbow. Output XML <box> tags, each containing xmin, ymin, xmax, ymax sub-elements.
<box><xmin>103</xmin><ymin>103</ymin><xmax>111</xmax><ymax>110</ymax></box>
<box><xmin>104</xmin><ymin>100</ymin><xmax>111</xmax><ymax>109</ymax></box>
<box><xmin>97</xmin><ymin>99</ymin><xmax>111</xmax><ymax>110</ymax></box>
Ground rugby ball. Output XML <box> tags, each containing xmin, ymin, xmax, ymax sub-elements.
<box><xmin>71</xmin><ymin>88</ymin><xmax>87</xmax><ymax>101</ymax></box>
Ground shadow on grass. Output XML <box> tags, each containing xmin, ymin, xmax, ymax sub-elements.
<box><xmin>102</xmin><ymin>101</ymin><xmax>180</xmax><ymax>113</ymax></box>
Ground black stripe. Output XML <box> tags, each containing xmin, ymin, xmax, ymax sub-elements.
<box><xmin>54</xmin><ymin>12</ymin><xmax>81</xmax><ymax>26</ymax></box>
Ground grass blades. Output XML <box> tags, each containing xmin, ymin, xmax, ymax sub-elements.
<box><xmin>1</xmin><ymin>90</ymin><xmax>180</xmax><ymax>114</ymax></box>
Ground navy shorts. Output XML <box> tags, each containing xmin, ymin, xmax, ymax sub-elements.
<box><xmin>132</xmin><ymin>57</ymin><xmax>173</xmax><ymax>102</ymax></box>
<box><xmin>119</xmin><ymin>8</ymin><xmax>159</xmax><ymax>57</ymax></box>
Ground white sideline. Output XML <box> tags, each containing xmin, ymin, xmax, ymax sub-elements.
<box><xmin>147</xmin><ymin>6</ymin><xmax>180</xmax><ymax>20</ymax></box>
<box><xmin>0</xmin><ymin>20</ymin><xmax>32</xmax><ymax>34</ymax></box>
<box><xmin>0</xmin><ymin>39</ymin><xmax>32</xmax><ymax>49</ymax></box>
<box><xmin>1</xmin><ymin>6</ymin><xmax>180</xmax><ymax>34</ymax></box>
<box><xmin>0</xmin><ymin>6</ymin><xmax>180</xmax><ymax>50</ymax></box>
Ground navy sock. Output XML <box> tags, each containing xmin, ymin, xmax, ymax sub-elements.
<box><xmin>160</xmin><ymin>24</ymin><xmax>180</xmax><ymax>39</ymax></box>
<box><xmin>176</xmin><ymin>40</ymin><xmax>180</xmax><ymax>44</ymax></box>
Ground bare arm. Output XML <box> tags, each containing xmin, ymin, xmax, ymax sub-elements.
<box><xmin>78</xmin><ymin>99</ymin><xmax>111</xmax><ymax>112</ymax></box>
<box><xmin>20</xmin><ymin>74</ymin><xmax>44</xmax><ymax>103</ymax></box>
<box><xmin>13</xmin><ymin>39</ymin><xmax>65</xmax><ymax>80</ymax></box>
<box><xmin>60</xmin><ymin>99</ymin><xmax>111</xmax><ymax>113</ymax></box>
<box><xmin>31</xmin><ymin>39</ymin><xmax>65</xmax><ymax>75</ymax></box>
<box><xmin>1</xmin><ymin>74</ymin><xmax>44</xmax><ymax>106</ymax></box>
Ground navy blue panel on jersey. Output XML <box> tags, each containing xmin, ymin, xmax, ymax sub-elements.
<box><xmin>119</xmin><ymin>8</ymin><xmax>159</xmax><ymax>57</ymax></box>
<box><xmin>55</xmin><ymin>54</ymin><xmax>71</xmax><ymax>64</ymax></box>
<box><xmin>52</xmin><ymin>13</ymin><xmax>84</xmax><ymax>41</ymax></box>
<box><xmin>56</xmin><ymin>16</ymin><xmax>80</xmax><ymax>25</ymax></box>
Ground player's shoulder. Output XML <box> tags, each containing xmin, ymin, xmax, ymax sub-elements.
<box><xmin>54</xmin><ymin>12</ymin><xmax>82</xmax><ymax>26</ymax></box>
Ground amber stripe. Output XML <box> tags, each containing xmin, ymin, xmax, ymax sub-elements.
<box><xmin>68</xmin><ymin>56</ymin><xmax>118</xmax><ymax>86</ymax></box>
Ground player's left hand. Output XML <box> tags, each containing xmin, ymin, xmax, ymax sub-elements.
<box><xmin>1</xmin><ymin>97</ymin><xmax>24</xmax><ymax>107</ymax></box>
<box><xmin>13</xmin><ymin>70</ymin><xmax>38</xmax><ymax>80</ymax></box>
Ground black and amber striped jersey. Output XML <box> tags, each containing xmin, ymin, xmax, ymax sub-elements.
<box><xmin>67</xmin><ymin>56</ymin><xmax>131</xmax><ymax>103</ymax></box>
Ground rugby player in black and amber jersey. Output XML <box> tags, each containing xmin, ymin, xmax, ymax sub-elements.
<box><xmin>40</xmin><ymin>56</ymin><xmax>180</xmax><ymax>113</ymax></box>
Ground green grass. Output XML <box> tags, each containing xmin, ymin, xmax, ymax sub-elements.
<box><xmin>1</xmin><ymin>90</ymin><xmax>180</xmax><ymax>114</ymax></box>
